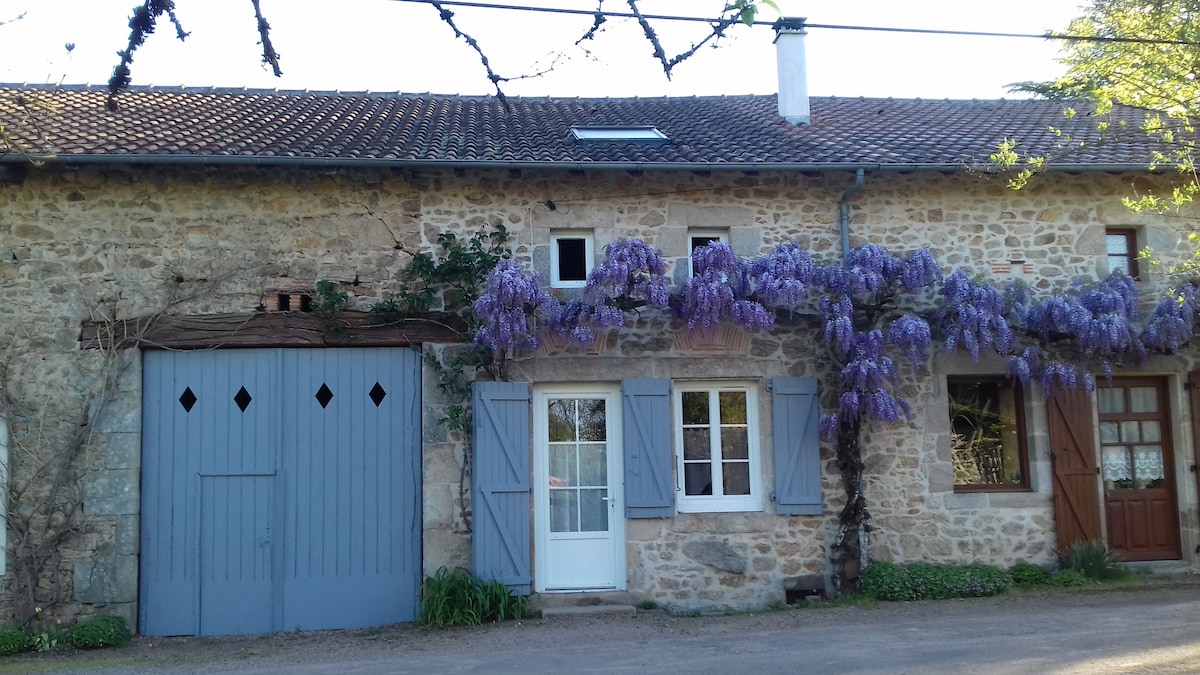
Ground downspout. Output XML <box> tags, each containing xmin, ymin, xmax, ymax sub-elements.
<box><xmin>839</xmin><ymin>168</ymin><xmax>865</xmax><ymax>261</ymax></box>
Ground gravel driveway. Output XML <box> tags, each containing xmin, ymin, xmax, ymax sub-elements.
<box><xmin>10</xmin><ymin>579</ymin><xmax>1200</xmax><ymax>675</ymax></box>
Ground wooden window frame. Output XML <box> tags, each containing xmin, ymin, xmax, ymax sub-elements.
<box><xmin>949</xmin><ymin>376</ymin><xmax>1032</xmax><ymax>493</ymax></box>
<box><xmin>674</xmin><ymin>381</ymin><xmax>762</xmax><ymax>513</ymax></box>
<box><xmin>1105</xmin><ymin>229</ymin><xmax>1141</xmax><ymax>280</ymax></box>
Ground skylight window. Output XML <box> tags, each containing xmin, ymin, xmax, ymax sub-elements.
<box><xmin>571</xmin><ymin>126</ymin><xmax>668</xmax><ymax>142</ymax></box>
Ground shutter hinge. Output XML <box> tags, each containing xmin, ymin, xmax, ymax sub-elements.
<box><xmin>769</xmin><ymin>491</ymin><xmax>776</xmax><ymax>502</ymax></box>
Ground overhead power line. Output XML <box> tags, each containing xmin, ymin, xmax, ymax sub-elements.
<box><xmin>392</xmin><ymin>0</ymin><xmax>1200</xmax><ymax>47</ymax></box>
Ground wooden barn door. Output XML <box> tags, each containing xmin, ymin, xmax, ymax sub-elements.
<box><xmin>141</xmin><ymin>348</ymin><xmax>421</xmax><ymax>636</ymax></box>
<box><xmin>1047</xmin><ymin>388</ymin><xmax>1103</xmax><ymax>553</ymax></box>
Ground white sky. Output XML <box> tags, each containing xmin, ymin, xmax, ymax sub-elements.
<box><xmin>0</xmin><ymin>0</ymin><xmax>1087</xmax><ymax>99</ymax></box>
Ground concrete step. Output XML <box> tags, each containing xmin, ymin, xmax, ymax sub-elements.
<box><xmin>539</xmin><ymin>604</ymin><xmax>638</xmax><ymax>618</ymax></box>
<box><xmin>531</xmin><ymin>590</ymin><xmax>637</xmax><ymax>609</ymax></box>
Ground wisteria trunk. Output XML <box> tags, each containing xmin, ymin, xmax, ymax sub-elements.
<box><xmin>829</xmin><ymin>415</ymin><xmax>870</xmax><ymax>596</ymax></box>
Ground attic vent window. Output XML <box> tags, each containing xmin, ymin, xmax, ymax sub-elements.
<box><xmin>571</xmin><ymin>126</ymin><xmax>668</xmax><ymax>142</ymax></box>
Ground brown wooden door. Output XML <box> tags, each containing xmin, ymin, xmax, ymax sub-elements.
<box><xmin>1097</xmin><ymin>378</ymin><xmax>1181</xmax><ymax>561</ymax></box>
<box><xmin>1047</xmin><ymin>387</ymin><xmax>1103</xmax><ymax>553</ymax></box>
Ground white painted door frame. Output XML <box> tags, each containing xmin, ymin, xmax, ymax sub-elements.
<box><xmin>533</xmin><ymin>384</ymin><xmax>626</xmax><ymax>592</ymax></box>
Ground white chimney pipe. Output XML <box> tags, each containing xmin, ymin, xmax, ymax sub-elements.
<box><xmin>774</xmin><ymin>18</ymin><xmax>810</xmax><ymax>125</ymax></box>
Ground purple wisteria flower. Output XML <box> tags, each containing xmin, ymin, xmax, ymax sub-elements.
<box><xmin>584</xmin><ymin>238</ymin><xmax>671</xmax><ymax>310</ymax></box>
<box><xmin>679</xmin><ymin>242</ymin><xmax>773</xmax><ymax>331</ymax></box>
<box><xmin>1143</xmin><ymin>283</ymin><xmax>1200</xmax><ymax>352</ymax></box>
<box><xmin>936</xmin><ymin>269</ymin><xmax>1016</xmax><ymax>360</ymax></box>
<box><xmin>473</xmin><ymin>260</ymin><xmax>560</xmax><ymax>353</ymax></box>
<box><xmin>747</xmin><ymin>242</ymin><xmax>815</xmax><ymax>309</ymax></box>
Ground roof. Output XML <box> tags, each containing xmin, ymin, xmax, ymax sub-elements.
<box><xmin>0</xmin><ymin>85</ymin><xmax>1164</xmax><ymax>171</ymax></box>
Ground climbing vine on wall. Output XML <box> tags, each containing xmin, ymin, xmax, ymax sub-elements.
<box><xmin>372</xmin><ymin>225</ymin><xmax>513</xmax><ymax>531</ymax></box>
<box><xmin>472</xmin><ymin>237</ymin><xmax>1195</xmax><ymax>594</ymax></box>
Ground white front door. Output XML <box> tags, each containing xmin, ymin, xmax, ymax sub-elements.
<box><xmin>534</xmin><ymin>386</ymin><xmax>625</xmax><ymax>591</ymax></box>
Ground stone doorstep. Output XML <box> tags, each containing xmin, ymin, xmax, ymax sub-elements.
<box><xmin>1124</xmin><ymin>560</ymin><xmax>1199</xmax><ymax>576</ymax></box>
<box><xmin>538</xmin><ymin>604</ymin><xmax>638</xmax><ymax>619</ymax></box>
<box><xmin>530</xmin><ymin>590</ymin><xmax>638</xmax><ymax>618</ymax></box>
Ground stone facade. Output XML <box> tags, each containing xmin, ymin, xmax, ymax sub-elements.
<box><xmin>2</xmin><ymin>162</ymin><xmax>1198</xmax><ymax>622</ymax></box>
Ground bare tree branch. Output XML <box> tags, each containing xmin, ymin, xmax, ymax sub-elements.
<box><xmin>107</xmin><ymin>0</ymin><xmax>191</xmax><ymax>111</ymax></box>
<box><xmin>250</xmin><ymin>0</ymin><xmax>283</xmax><ymax>77</ymax></box>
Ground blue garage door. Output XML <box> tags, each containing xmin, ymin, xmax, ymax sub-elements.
<box><xmin>140</xmin><ymin>348</ymin><xmax>421</xmax><ymax>636</ymax></box>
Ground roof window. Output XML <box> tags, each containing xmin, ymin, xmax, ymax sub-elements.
<box><xmin>570</xmin><ymin>126</ymin><xmax>668</xmax><ymax>142</ymax></box>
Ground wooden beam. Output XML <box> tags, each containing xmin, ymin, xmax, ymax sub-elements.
<box><xmin>79</xmin><ymin>311</ymin><xmax>466</xmax><ymax>350</ymax></box>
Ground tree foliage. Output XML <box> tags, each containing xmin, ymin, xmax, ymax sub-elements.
<box><xmin>1005</xmin><ymin>0</ymin><xmax>1198</xmax><ymax>211</ymax></box>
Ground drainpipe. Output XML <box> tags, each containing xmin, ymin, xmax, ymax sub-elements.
<box><xmin>839</xmin><ymin>169</ymin><xmax>865</xmax><ymax>261</ymax></box>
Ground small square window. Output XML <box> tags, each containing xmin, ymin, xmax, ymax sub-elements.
<box><xmin>948</xmin><ymin>377</ymin><xmax>1030</xmax><ymax>492</ymax></box>
<box><xmin>675</xmin><ymin>382</ymin><xmax>762</xmax><ymax>512</ymax></box>
<box><xmin>550</xmin><ymin>233</ymin><xmax>594</xmax><ymax>288</ymax></box>
<box><xmin>1106</xmin><ymin>229</ymin><xmax>1140</xmax><ymax>279</ymax></box>
<box><xmin>688</xmin><ymin>230</ymin><xmax>729</xmax><ymax>276</ymax></box>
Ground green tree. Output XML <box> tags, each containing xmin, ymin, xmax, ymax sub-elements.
<box><xmin>1004</xmin><ymin>0</ymin><xmax>1198</xmax><ymax>212</ymax></box>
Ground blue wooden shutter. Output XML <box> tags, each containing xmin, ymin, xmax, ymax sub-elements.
<box><xmin>622</xmin><ymin>379</ymin><xmax>674</xmax><ymax>518</ymax></box>
<box><xmin>771</xmin><ymin>376</ymin><xmax>822</xmax><ymax>515</ymax></box>
<box><xmin>472</xmin><ymin>381</ymin><xmax>532</xmax><ymax>595</ymax></box>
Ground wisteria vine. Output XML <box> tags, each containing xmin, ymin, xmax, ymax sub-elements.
<box><xmin>475</xmin><ymin>236</ymin><xmax>1200</xmax><ymax>432</ymax></box>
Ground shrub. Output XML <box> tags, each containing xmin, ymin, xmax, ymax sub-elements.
<box><xmin>1060</xmin><ymin>540</ymin><xmax>1131</xmax><ymax>581</ymax></box>
<box><xmin>66</xmin><ymin>615</ymin><xmax>131</xmax><ymax>650</ymax></box>
<box><xmin>419</xmin><ymin>567</ymin><xmax>529</xmax><ymax>627</ymax></box>
<box><xmin>0</xmin><ymin>628</ymin><xmax>30</xmax><ymax>656</ymax></box>
<box><xmin>861</xmin><ymin>562</ymin><xmax>920</xmax><ymax>601</ymax></box>
<box><xmin>1009</xmin><ymin>562</ymin><xmax>1051</xmax><ymax>586</ymax></box>
<box><xmin>1048</xmin><ymin>569</ymin><xmax>1090</xmax><ymax>587</ymax></box>
<box><xmin>862</xmin><ymin>561</ymin><xmax>1010</xmax><ymax>601</ymax></box>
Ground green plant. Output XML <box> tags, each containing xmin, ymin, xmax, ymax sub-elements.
<box><xmin>1048</xmin><ymin>569</ymin><xmax>1090</xmax><ymax>587</ymax></box>
<box><xmin>312</xmin><ymin>279</ymin><xmax>349</xmax><ymax>313</ymax></box>
<box><xmin>0</xmin><ymin>628</ymin><xmax>30</xmax><ymax>656</ymax></box>
<box><xmin>370</xmin><ymin>225</ymin><xmax>513</xmax><ymax>532</ymax></box>
<box><xmin>418</xmin><ymin>567</ymin><xmax>528</xmax><ymax>627</ymax></box>
<box><xmin>65</xmin><ymin>615</ymin><xmax>131</xmax><ymax>650</ymax></box>
<box><xmin>1009</xmin><ymin>562</ymin><xmax>1051</xmax><ymax>586</ymax></box>
<box><xmin>862</xmin><ymin>561</ymin><xmax>1010</xmax><ymax>601</ymax></box>
<box><xmin>1060</xmin><ymin>540</ymin><xmax>1131</xmax><ymax>581</ymax></box>
<box><xmin>636</xmin><ymin>599</ymin><xmax>659</xmax><ymax>611</ymax></box>
<box><xmin>861</xmin><ymin>562</ymin><xmax>919</xmax><ymax>601</ymax></box>
<box><xmin>30</xmin><ymin>623</ymin><xmax>66</xmax><ymax>652</ymax></box>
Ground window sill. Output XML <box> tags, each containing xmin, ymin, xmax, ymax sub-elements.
<box><xmin>954</xmin><ymin>485</ymin><xmax>1032</xmax><ymax>494</ymax></box>
<box><xmin>676</xmin><ymin>499</ymin><xmax>764</xmax><ymax>514</ymax></box>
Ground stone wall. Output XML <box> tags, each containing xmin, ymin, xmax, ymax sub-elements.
<box><xmin>1</xmin><ymin>163</ymin><xmax>1198</xmax><ymax>621</ymax></box>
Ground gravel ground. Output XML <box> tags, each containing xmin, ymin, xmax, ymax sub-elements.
<box><xmin>7</xmin><ymin>576</ymin><xmax>1200</xmax><ymax>674</ymax></box>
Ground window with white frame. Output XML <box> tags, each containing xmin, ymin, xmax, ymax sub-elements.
<box><xmin>675</xmin><ymin>382</ymin><xmax>762</xmax><ymax>512</ymax></box>
<box><xmin>550</xmin><ymin>232</ymin><xmax>594</xmax><ymax>288</ymax></box>
<box><xmin>688</xmin><ymin>230</ymin><xmax>728</xmax><ymax>276</ymax></box>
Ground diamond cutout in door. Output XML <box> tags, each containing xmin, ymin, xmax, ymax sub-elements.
<box><xmin>179</xmin><ymin>387</ymin><xmax>197</xmax><ymax>413</ymax></box>
<box><xmin>234</xmin><ymin>386</ymin><xmax>253</xmax><ymax>412</ymax></box>
<box><xmin>369</xmin><ymin>382</ymin><xmax>387</xmax><ymax>407</ymax></box>
<box><xmin>315</xmin><ymin>383</ymin><xmax>334</xmax><ymax>409</ymax></box>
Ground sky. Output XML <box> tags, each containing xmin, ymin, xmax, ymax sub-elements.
<box><xmin>0</xmin><ymin>0</ymin><xmax>1089</xmax><ymax>100</ymax></box>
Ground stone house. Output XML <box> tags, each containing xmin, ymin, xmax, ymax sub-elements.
<box><xmin>1</xmin><ymin>26</ymin><xmax>1198</xmax><ymax>636</ymax></box>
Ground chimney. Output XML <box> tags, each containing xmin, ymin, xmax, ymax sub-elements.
<box><xmin>774</xmin><ymin>17</ymin><xmax>810</xmax><ymax>124</ymax></box>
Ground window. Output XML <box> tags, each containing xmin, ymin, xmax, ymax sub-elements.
<box><xmin>675</xmin><ymin>382</ymin><xmax>761</xmax><ymax>512</ymax></box>
<box><xmin>688</xmin><ymin>230</ymin><xmax>728</xmax><ymax>276</ymax></box>
<box><xmin>570</xmin><ymin>126</ymin><xmax>668</xmax><ymax>142</ymax></box>
<box><xmin>948</xmin><ymin>377</ymin><xmax>1029</xmax><ymax>491</ymax></box>
<box><xmin>1106</xmin><ymin>229</ymin><xmax>1140</xmax><ymax>279</ymax></box>
<box><xmin>1097</xmin><ymin>380</ymin><xmax>1169</xmax><ymax>491</ymax></box>
<box><xmin>550</xmin><ymin>232</ymin><xmax>594</xmax><ymax>288</ymax></box>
